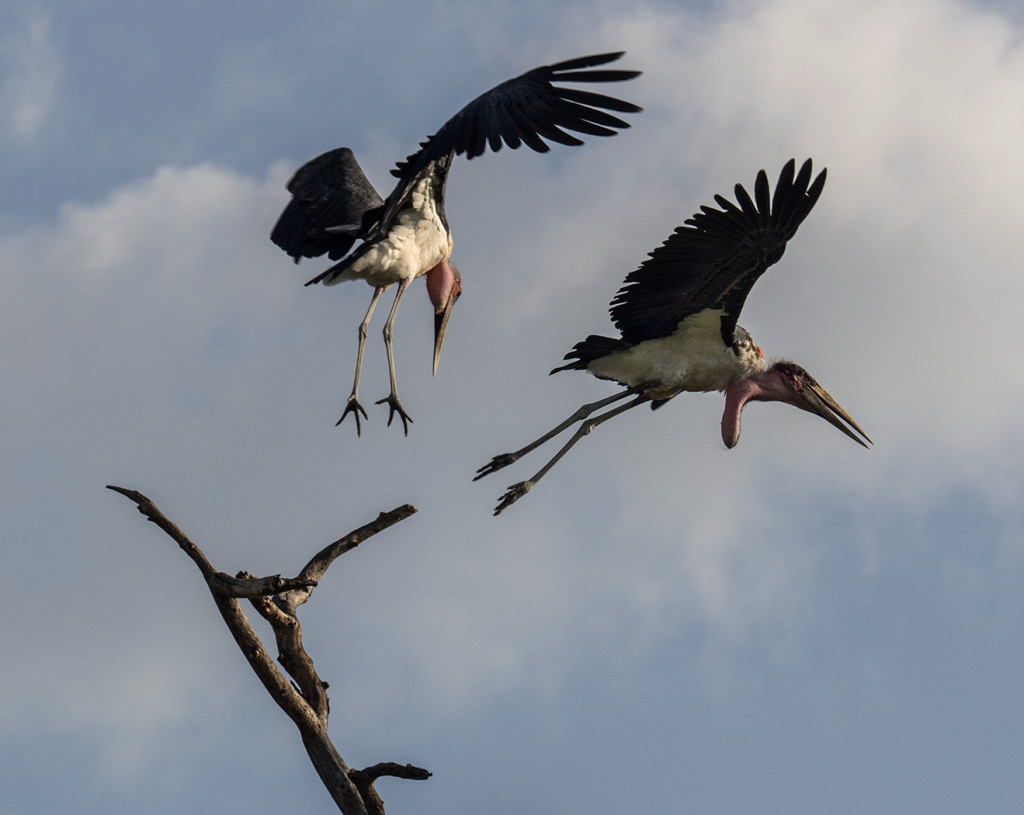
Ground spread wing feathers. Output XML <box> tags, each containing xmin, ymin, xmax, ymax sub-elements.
<box><xmin>371</xmin><ymin>53</ymin><xmax>640</xmax><ymax>245</ymax></box>
<box><xmin>388</xmin><ymin>51</ymin><xmax>641</xmax><ymax>186</ymax></box>
<box><xmin>608</xmin><ymin>158</ymin><xmax>826</xmax><ymax>347</ymax></box>
<box><xmin>270</xmin><ymin>147</ymin><xmax>384</xmax><ymax>262</ymax></box>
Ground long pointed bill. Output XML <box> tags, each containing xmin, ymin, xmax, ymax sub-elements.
<box><xmin>797</xmin><ymin>381</ymin><xmax>872</xmax><ymax>448</ymax></box>
<box><xmin>432</xmin><ymin>295</ymin><xmax>455</xmax><ymax>376</ymax></box>
<box><xmin>425</xmin><ymin>260</ymin><xmax>461</xmax><ymax>376</ymax></box>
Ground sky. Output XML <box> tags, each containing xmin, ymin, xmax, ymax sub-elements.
<box><xmin>2</xmin><ymin>0</ymin><xmax>1024</xmax><ymax>812</ymax></box>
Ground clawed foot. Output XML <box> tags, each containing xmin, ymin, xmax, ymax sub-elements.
<box><xmin>375</xmin><ymin>393</ymin><xmax>414</xmax><ymax>436</ymax></box>
<box><xmin>493</xmin><ymin>481</ymin><xmax>533</xmax><ymax>516</ymax></box>
<box><xmin>336</xmin><ymin>394</ymin><xmax>369</xmax><ymax>435</ymax></box>
<box><xmin>473</xmin><ymin>452</ymin><xmax>520</xmax><ymax>481</ymax></box>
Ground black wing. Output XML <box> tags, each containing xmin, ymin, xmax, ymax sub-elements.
<box><xmin>372</xmin><ymin>52</ymin><xmax>642</xmax><ymax>235</ymax></box>
<box><xmin>270</xmin><ymin>147</ymin><xmax>384</xmax><ymax>263</ymax></box>
<box><xmin>609</xmin><ymin>159</ymin><xmax>826</xmax><ymax>347</ymax></box>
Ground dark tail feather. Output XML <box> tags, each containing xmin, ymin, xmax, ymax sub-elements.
<box><xmin>550</xmin><ymin>334</ymin><xmax>631</xmax><ymax>374</ymax></box>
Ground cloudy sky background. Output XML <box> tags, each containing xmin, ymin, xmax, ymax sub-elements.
<box><xmin>3</xmin><ymin>0</ymin><xmax>1024</xmax><ymax>812</ymax></box>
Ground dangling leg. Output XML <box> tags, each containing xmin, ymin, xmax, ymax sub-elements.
<box><xmin>474</xmin><ymin>388</ymin><xmax>640</xmax><ymax>481</ymax></box>
<box><xmin>375</xmin><ymin>279</ymin><xmax>414</xmax><ymax>435</ymax></box>
<box><xmin>492</xmin><ymin>392</ymin><xmax>650</xmax><ymax>515</ymax></box>
<box><xmin>337</xmin><ymin>286</ymin><xmax>384</xmax><ymax>434</ymax></box>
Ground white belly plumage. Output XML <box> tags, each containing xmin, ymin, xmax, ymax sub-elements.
<box><xmin>327</xmin><ymin>177</ymin><xmax>453</xmax><ymax>288</ymax></box>
<box><xmin>587</xmin><ymin>310</ymin><xmax>764</xmax><ymax>399</ymax></box>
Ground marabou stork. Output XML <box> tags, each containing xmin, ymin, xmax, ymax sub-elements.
<box><xmin>271</xmin><ymin>52</ymin><xmax>642</xmax><ymax>434</ymax></box>
<box><xmin>475</xmin><ymin>158</ymin><xmax>871</xmax><ymax>515</ymax></box>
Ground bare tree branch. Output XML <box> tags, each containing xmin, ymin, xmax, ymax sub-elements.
<box><xmin>277</xmin><ymin>505</ymin><xmax>417</xmax><ymax>615</ymax></box>
<box><xmin>351</xmin><ymin>763</ymin><xmax>434</xmax><ymax>815</ymax></box>
<box><xmin>107</xmin><ymin>485</ymin><xmax>425</xmax><ymax>815</ymax></box>
<box><xmin>213</xmin><ymin>571</ymin><xmax>318</xmax><ymax>598</ymax></box>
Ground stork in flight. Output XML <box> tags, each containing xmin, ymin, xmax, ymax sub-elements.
<box><xmin>475</xmin><ymin>158</ymin><xmax>871</xmax><ymax>515</ymax></box>
<box><xmin>271</xmin><ymin>52</ymin><xmax>642</xmax><ymax>435</ymax></box>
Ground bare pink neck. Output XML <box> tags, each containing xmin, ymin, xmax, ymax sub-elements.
<box><xmin>720</xmin><ymin>370</ymin><xmax>795</xmax><ymax>448</ymax></box>
<box><xmin>424</xmin><ymin>260</ymin><xmax>456</xmax><ymax>309</ymax></box>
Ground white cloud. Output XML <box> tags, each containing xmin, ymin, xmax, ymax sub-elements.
<box><xmin>0</xmin><ymin>160</ymin><xmax>295</xmax><ymax>758</ymax></box>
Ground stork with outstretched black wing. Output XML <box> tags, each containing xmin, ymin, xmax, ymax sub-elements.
<box><xmin>475</xmin><ymin>158</ymin><xmax>871</xmax><ymax>515</ymax></box>
<box><xmin>271</xmin><ymin>52</ymin><xmax>642</xmax><ymax>434</ymax></box>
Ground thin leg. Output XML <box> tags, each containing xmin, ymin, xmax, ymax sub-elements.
<box><xmin>492</xmin><ymin>393</ymin><xmax>650</xmax><ymax>516</ymax></box>
<box><xmin>474</xmin><ymin>388</ymin><xmax>639</xmax><ymax>481</ymax></box>
<box><xmin>375</xmin><ymin>279</ymin><xmax>414</xmax><ymax>435</ymax></box>
<box><xmin>337</xmin><ymin>287</ymin><xmax>384</xmax><ymax>435</ymax></box>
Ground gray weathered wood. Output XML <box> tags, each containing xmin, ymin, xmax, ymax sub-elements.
<box><xmin>108</xmin><ymin>485</ymin><xmax>429</xmax><ymax>814</ymax></box>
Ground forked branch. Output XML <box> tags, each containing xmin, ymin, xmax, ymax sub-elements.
<box><xmin>107</xmin><ymin>485</ymin><xmax>428</xmax><ymax>815</ymax></box>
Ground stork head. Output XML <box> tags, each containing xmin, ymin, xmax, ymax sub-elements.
<box><xmin>721</xmin><ymin>360</ymin><xmax>871</xmax><ymax>449</ymax></box>
<box><xmin>425</xmin><ymin>260</ymin><xmax>462</xmax><ymax>375</ymax></box>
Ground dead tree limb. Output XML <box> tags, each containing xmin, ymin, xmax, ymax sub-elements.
<box><xmin>107</xmin><ymin>485</ymin><xmax>428</xmax><ymax>815</ymax></box>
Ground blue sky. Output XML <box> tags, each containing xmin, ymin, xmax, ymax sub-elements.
<box><xmin>3</xmin><ymin>0</ymin><xmax>1024</xmax><ymax>812</ymax></box>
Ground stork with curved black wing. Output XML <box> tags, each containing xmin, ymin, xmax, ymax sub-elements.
<box><xmin>475</xmin><ymin>158</ymin><xmax>871</xmax><ymax>515</ymax></box>
<box><xmin>271</xmin><ymin>52</ymin><xmax>642</xmax><ymax>435</ymax></box>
